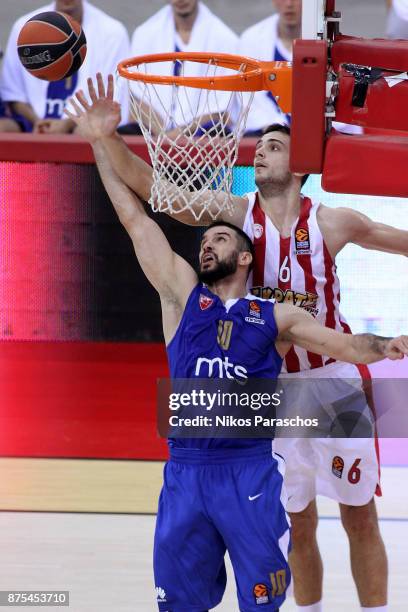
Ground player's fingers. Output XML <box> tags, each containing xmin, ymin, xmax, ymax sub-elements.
<box><xmin>72</xmin><ymin>97</ymin><xmax>84</xmax><ymax>115</ymax></box>
<box><xmin>106</xmin><ymin>74</ymin><xmax>114</xmax><ymax>100</ymax></box>
<box><xmin>393</xmin><ymin>336</ymin><xmax>408</xmax><ymax>354</ymax></box>
<box><xmin>388</xmin><ymin>341</ymin><xmax>405</xmax><ymax>359</ymax></box>
<box><xmin>75</xmin><ymin>90</ymin><xmax>90</xmax><ymax>110</ymax></box>
<box><xmin>96</xmin><ymin>72</ymin><xmax>106</xmax><ymax>98</ymax></box>
<box><xmin>398</xmin><ymin>336</ymin><xmax>408</xmax><ymax>355</ymax></box>
<box><xmin>88</xmin><ymin>77</ymin><xmax>97</xmax><ymax>102</ymax></box>
<box><xmin>63</xmin><ymin>107</ymin><xmax>75</xmax><ymax>120</ymax></box>
<box><xmin>65</xmin><ymin>97</ymin><xmax>82</xmax><ymax>118</ymax></box>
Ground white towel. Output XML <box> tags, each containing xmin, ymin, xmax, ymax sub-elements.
<box><xmin>239</xmin><ymin>14</ymin><xmax>291</xmax><ymax>133</ymax></box>
<box><xmin>130</xmin><ymin>2</ymin><xmax>238</xmax><ymax>128</ymax></box>
<box><xmin>393</xmin><ymin>0</ymin><xmax>408</xmax><ymax>20</ymax></box>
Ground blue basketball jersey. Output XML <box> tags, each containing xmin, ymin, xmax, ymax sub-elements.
<box><xmin>166</xmin><ymin>284</ymin><xmax>283</xmax><ymax>450</ymax></box>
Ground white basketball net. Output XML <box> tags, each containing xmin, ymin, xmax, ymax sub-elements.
<box><xmin>125</xmin><ymin>58</ymin><xmax>254</xmax><ymax>221</ymax></box>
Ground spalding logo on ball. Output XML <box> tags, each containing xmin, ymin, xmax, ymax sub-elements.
<box><xmin>17</xmin><ymin>11</ymin><xmax>87</xmax><ymax>81</ymax></box>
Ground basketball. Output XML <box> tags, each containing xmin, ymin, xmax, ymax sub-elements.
<box><xmin>17</xmin><ymin>11</ymin><xmax>87</xmax><ymax>81</ymax></box>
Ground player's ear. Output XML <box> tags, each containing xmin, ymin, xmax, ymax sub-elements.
<box><xmin>239</xmin><ymin>251</ymin><xmax>253</xmax><ymax>268</ymax></box>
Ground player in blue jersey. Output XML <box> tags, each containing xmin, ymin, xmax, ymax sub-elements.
<box><xmin>66</xmin><ymin>82</ymin><xmax>408</xmax><ymax>612</ymax></box>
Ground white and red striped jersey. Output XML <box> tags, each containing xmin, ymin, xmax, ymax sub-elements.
<box><xmin>243</xmin><ymin>192</ymin><xmax>352</xmax><ymax>373</ymax></box>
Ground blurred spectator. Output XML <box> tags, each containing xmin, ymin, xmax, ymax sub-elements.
<box><xmin>121</xmin><ymin>0</ymin><xmax>238</xmax><ymax>136</ymax></box>
<box><xmin>239</xmin><ymin>0</ymin><xmax>362</xmax><ymax>136</ymax></box>
<box><xmin>0</xmin><ymin>48</ymin><xmax>21</xmax><ymax>132</ymax></box>
<box><xmin>0</xmin><ymin>96</ymin><xmax>21</xmax><ymax>133</ymax></box>
<box><xmin>386</xmin><ymin>0</ymin><xmax>408</xmax><ymax>38</ymax></box>
<box><xmin>0</xmin><ymin>0</ymin><xmax>129</xmax><ymax>134</ymax></box>
<box><xmin>239</xmin><ymin>0</ymin><xmax>301</xmax><ymax>135</ymax></box>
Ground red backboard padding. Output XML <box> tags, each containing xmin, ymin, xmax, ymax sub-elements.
<box><xmin>0</xmin><ymin>341</ymin><xmax>169</xmax><ymax>460</ymax></box>
<box><xmin>332</xmin><ymin>34</ymin><xmax>408</xmax><ymax>73</ymax></box>
<box><xmin>335</xmin><ymin>67</ymin><xmax>408</xmax><ymax>131</ymax></box>
<box><xmin>322</xmin><ymin>131</ymin><xmax>408</xmax><ymax>197</ymax></box>
<box><xmin>290</xmin><ymin>39</ymin><xmax>327</xmax><ymax>174</ymax></box>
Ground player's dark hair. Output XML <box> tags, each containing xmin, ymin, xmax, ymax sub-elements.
<box><xmin>205</xmin><ymin>221</ymin><xmax>255</xmax><ymax>270</ymax></box>
<box><xmin>262</xmin><ymin>123</ymin><xmax>309</xmax><ymax>187</ymax></box>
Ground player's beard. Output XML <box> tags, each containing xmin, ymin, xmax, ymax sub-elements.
<box><xmin>198</xmin><ymin>250</ymin><xmax>239</xmax><ymax>284</ymax></box>
<box><xmin>255</xmin><ymin>170</ymin><xmax>293</xmax><ymax>196</ymax></box>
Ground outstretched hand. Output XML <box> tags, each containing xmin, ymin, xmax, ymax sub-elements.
<box><xmin>384</xmin><ymin>336</ymin><xmax>408</xmax><ymax>360</ymax></box>
<box><xmin>64</xmin><ymin>73</ymin><xmax>121</xmax><ymax>143</ymax></box>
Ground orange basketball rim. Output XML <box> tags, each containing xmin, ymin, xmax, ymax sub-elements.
<box><xmin>118</xmin><ymin>52</ymin><xmax>292</xmax><ymax>114</ymax></box>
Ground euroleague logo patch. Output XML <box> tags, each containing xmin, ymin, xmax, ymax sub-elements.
<box><xmin>295</xmin><ymin>227</ymin><xmax>311</xmax><ymax>255</ymax></box>
<box><xmin>253</xmin><ymin>583</ymin><xmax>269</xmax><ymax>605</ymax></box>
<box><xmin>199</xmin><ymin>294</ymin><xmax>214</xmax><ymax>311</ymax></box>
<box><xmin>332</xmin><ymin>455</ymin><xmax>345</xmax><ymax>479</ymax></box>
<box><xmin>245</xmin><ymin>300</ymin><xmax>265</xmax><ymax>325</ymax></box>
<box><xmin>249</xmin><ymin>301</ymin><xmax>261</xmax><ymax>318</ymax></box>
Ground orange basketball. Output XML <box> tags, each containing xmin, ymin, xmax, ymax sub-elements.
<box><xmin>17</xmin><ymin>11</ymin><xmax>87</xmax><ymax>81</ymax></box>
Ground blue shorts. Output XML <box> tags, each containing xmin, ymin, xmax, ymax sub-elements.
<box><xmin>154</xmin><ymin>445</ymin><xmax>291</xmax><ymax>611</ymax></box>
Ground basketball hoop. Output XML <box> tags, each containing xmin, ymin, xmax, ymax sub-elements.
<box><xmin>118</xmin><ymin>52</ymin><xmax>291</xmax><ymax>221</ymax></box>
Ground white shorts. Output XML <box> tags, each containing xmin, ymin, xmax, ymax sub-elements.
<box><xmin>273</xmin><ymin>362</ymin><xmax>381</xmax><ymax>513</ymax></box>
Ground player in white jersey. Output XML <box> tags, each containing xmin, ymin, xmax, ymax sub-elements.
<box><xmin>66</xmin><ymin>79</ymin><xmax>408</xmax><ymax>612</ymax></box>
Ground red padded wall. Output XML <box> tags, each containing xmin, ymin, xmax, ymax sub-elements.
<box><xmin>0</xmin><ymin>341</ymin><xmax>168</xmax><ymax>459</ymax></box>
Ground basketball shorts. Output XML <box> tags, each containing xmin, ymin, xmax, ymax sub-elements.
<box><xmin>274</xmin><ymin>362</ymin><xmax>381</xmax><ymax>513</ymax></box>
<box><xmin>154</xmin><ymin>445</ymin><xmax>291</xmax><ymax>612</ymax></box>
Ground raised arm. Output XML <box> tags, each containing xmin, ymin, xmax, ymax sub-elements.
<box><xmin>274</xmin><ymin>303</ymin><xmax>408</xmax><ymax>364</ymax></box>
<box><xmin>81</xmin><ymin>133</ymin><xmax>198</xmax><ymax>343</ymax></box>
<box><xmin>319</xmin><ymin>205</ymin><xmax>408</xmax><ymax>257</ymax></box>
<box><xmin>65</xmin><ymin>74</ymin><xmax>248</xmax><ymax>227</ymax></box>
<box><xmin>347</xmin><ymin>209</ymin><xmax>408</xmax><ymax>256</ymax></box>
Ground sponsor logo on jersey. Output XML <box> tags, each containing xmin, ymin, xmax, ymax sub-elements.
<box><xmin>251</xmin><ymin>285</ymin><xmax>319</xmax><ymax>317</ymax></box>
<box><xmin>245</xmin><ymin>316</ymin><xmax>265</xmax><ymax>325</ymax></box>
<box><xmin>155</xmin><ymin>586</ymin><xmax>167</xmax><ymax>602</ymax></box>
<box><xmin>295</xmin><ymin>227</ymin><xmax>311</xmax><ymax>254</ymax></box>
<box><xmin>253</xmin><ymin>583</ymin><xmax>269</xmax><ymax>605</ymax></box>
<box><xmin>253</xmin><ymin>223</ymin><xmax>264</xmax><ymax>239</ymax></box>
<box><xmin>199</xmin><ymin>294</ymin><xmax>214</xmax><ymax>310</ymax></box>
<box><xmin>195</xmin><ymin>356</ymin><xmax>248</xmax><ymax>379</ymax></box>
<box><xmin>332</xmin><ymin>455</ymin><xmax>345</xmax><ymax>479</ymax></box>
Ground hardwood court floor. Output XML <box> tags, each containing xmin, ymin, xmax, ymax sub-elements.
<box><xmin>0</xmin><ymin>466</ymin><xmax>406</xmax><ymax>611</ymax></box>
